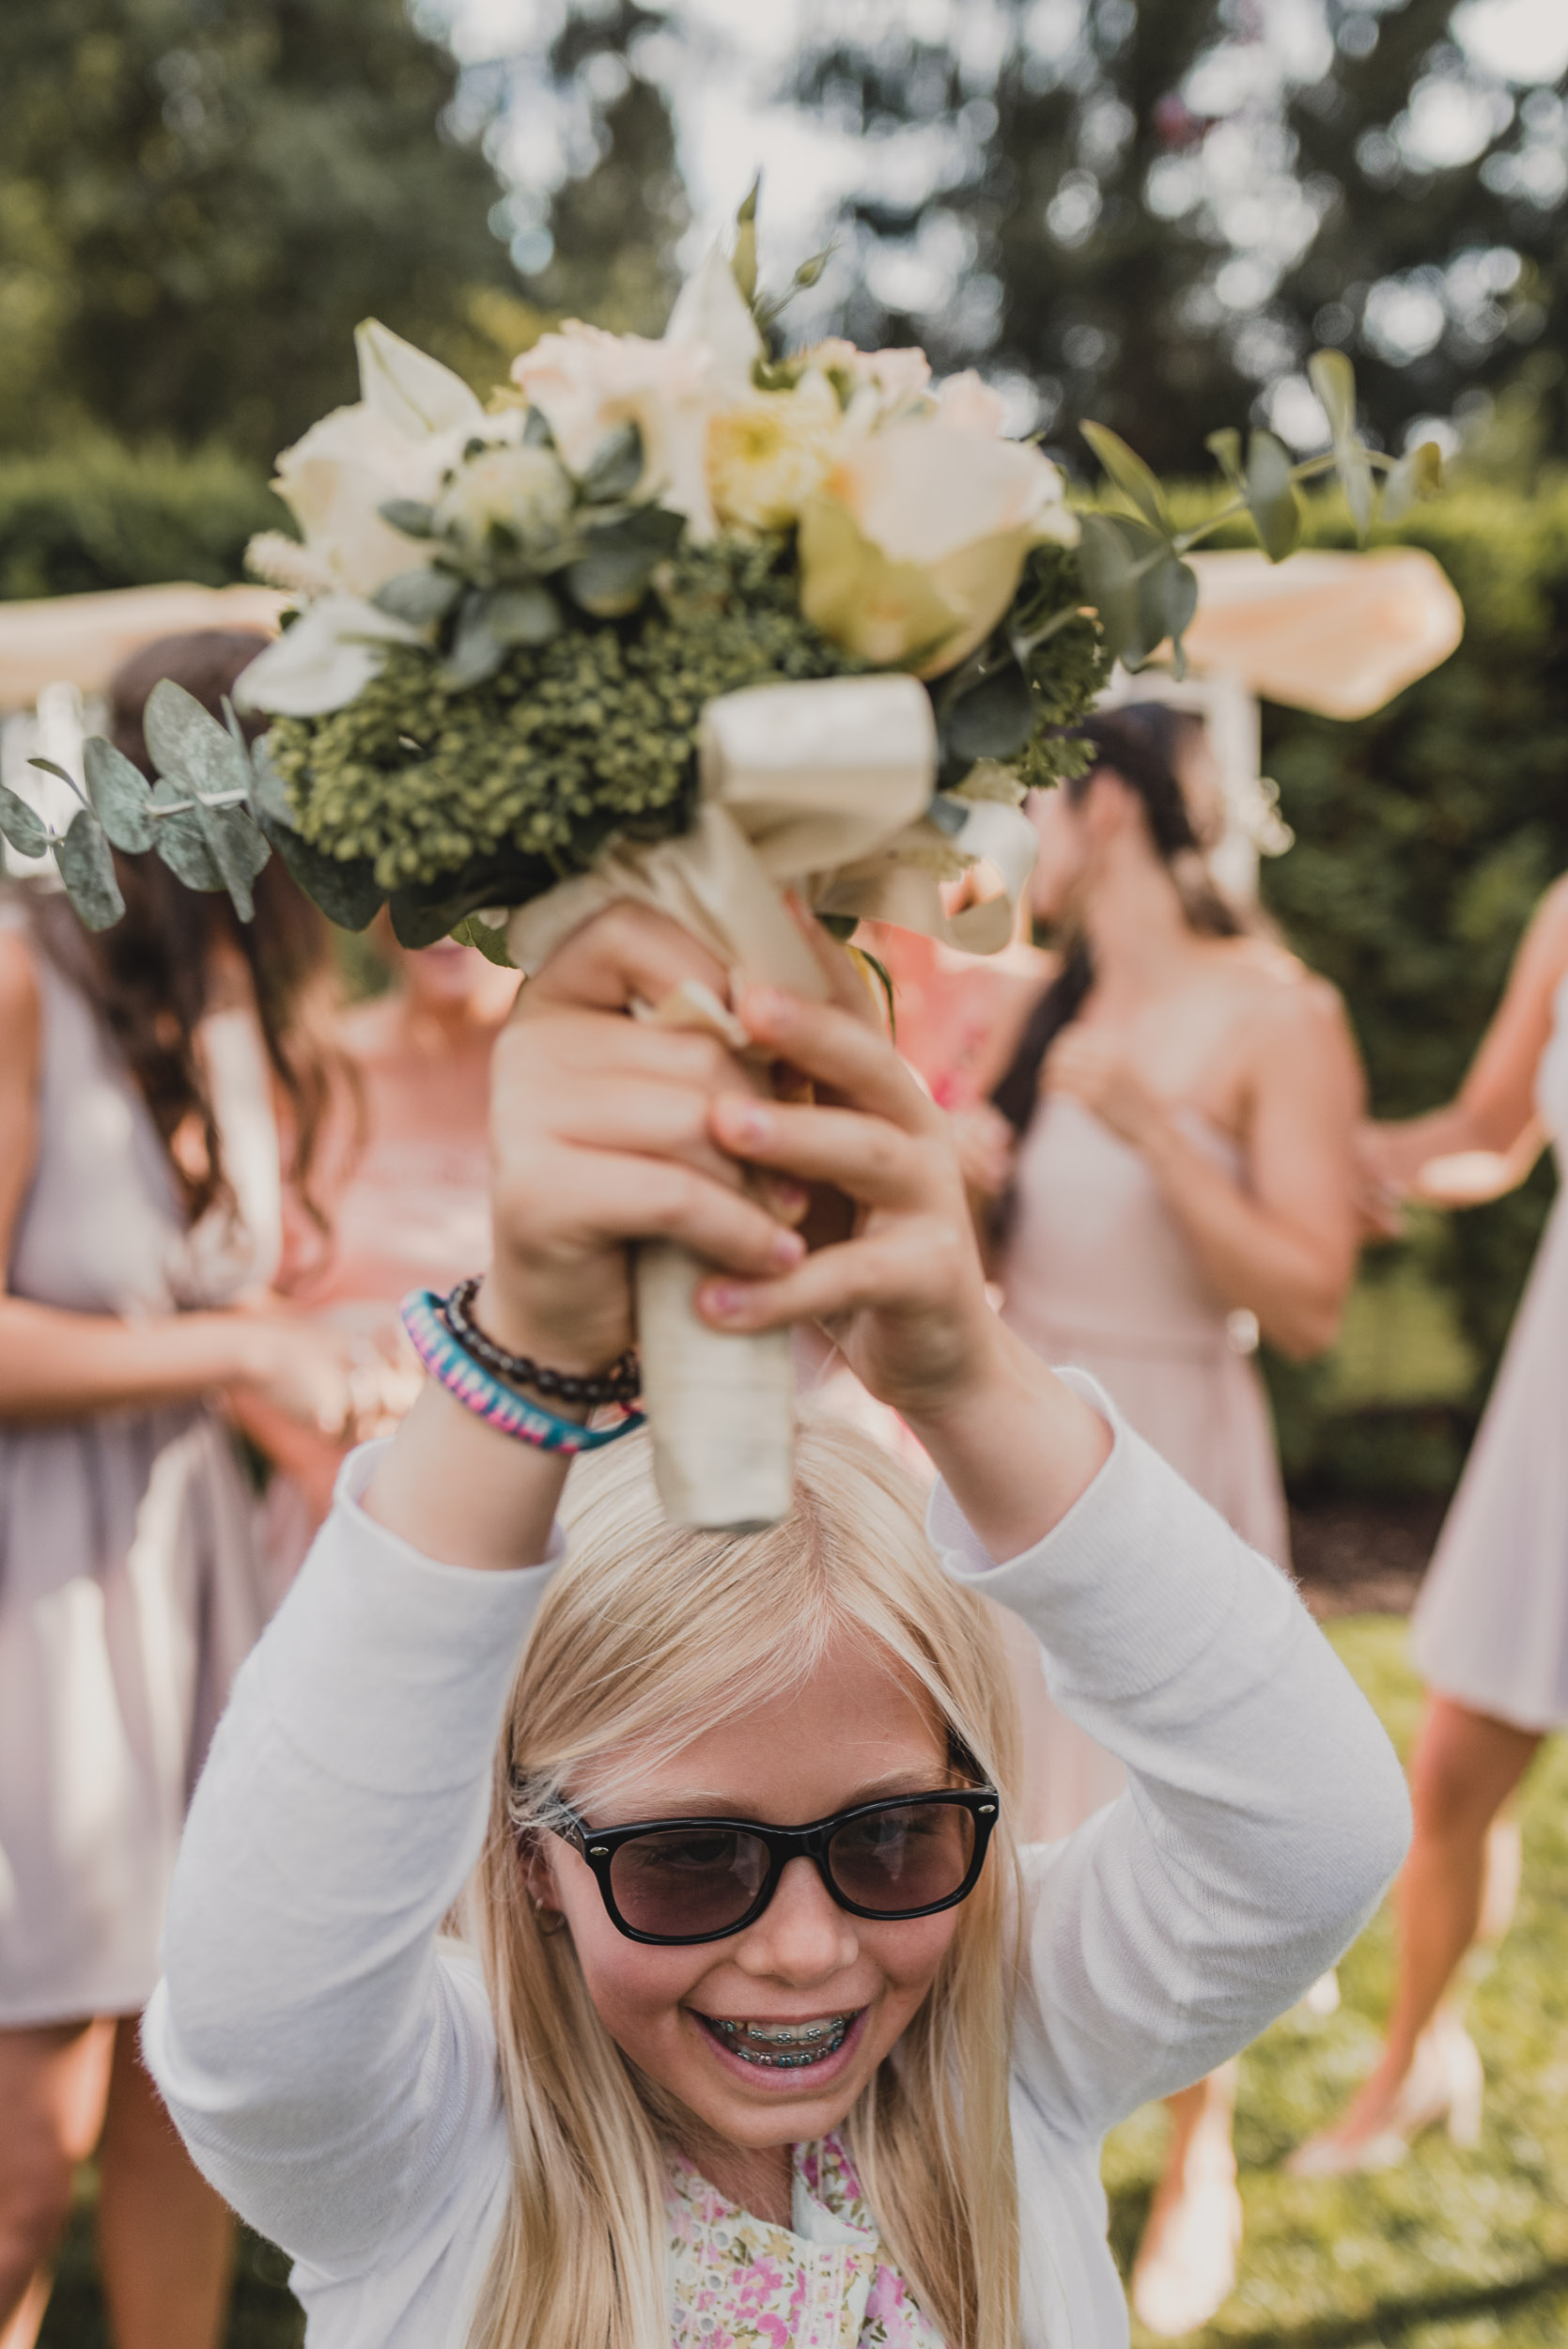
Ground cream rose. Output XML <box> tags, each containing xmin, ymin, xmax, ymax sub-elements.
<box><xmin>434</xmin><ymin>443</ymin><xmax>576</xmax><ymax>561</ymax></box>
<box><xmin>706</xmin><ymin>371</ymin><xmax>844</xmax><ymax>533</ymax></box>
<box><xmin>513</xmin><ymin>246</ymin><xmax>764</xmax><ymax>541</ymax></box>
<box><xmin>799</xmin><ymin>413</ymin><xmax>1079</xmax><ymax>675</ymax></box>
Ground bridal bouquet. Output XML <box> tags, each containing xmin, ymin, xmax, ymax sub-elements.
<box><xmin>3</xmin><ymin>214</ymin><xmax>1431</xmax><ymax>1527</ymax></box>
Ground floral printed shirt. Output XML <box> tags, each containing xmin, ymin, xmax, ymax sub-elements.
<box><xmin>666</xmin><ymin>2132</ymin><xmax>948</xmax><ymax>2349</ymax></box>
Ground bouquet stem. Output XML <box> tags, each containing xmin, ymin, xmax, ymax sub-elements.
<box><xmin>634</xmin><ymin>1242</ymin><xmax>796</xmax><ymax>1530</ymax></box>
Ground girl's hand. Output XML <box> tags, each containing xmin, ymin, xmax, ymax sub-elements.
<box><xmin>698</xmin><ymin>981</ymin><xmax>1002</xmax><ymax>1425</ymax></box>
<box><xmin>951</xmin><ymin>1101</ymin><xmax>1016</xmax><ymax>1202</ymax></box>
<box><xmin>478</xmin><ymin>906</ymin><xmax>810</xmax><ymax>1375</ymax></box>
<box><xmin>229</xmin><ymin>1315</ymin><xmax>368</xmax><ymax>1439</ymax></box>
<box><xmin>1047</xmin><ymin>1027</ymin><xmax>1168</xmax><ymax>1151</ymax></box>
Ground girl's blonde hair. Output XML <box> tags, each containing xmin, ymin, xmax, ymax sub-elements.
<box><xmin>464</xmin><ymin>1412</ymin><xmax>1023</xmax><ymax>2349</ymax></box>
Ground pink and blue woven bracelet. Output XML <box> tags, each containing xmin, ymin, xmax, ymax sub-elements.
<box><xmin>400</xmin><ymin>1286</ymin><xmax>644</xmax><ymax>1454</ymax></box>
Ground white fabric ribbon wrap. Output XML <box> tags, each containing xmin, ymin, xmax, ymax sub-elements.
<box><xmin>507</xmin><ymin>672</ymin><xmax>1037</xmax><ymax>1529</ymax></box>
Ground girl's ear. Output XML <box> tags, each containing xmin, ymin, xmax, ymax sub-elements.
<box><xmin>519</xmin><ymin>1833</ymin><xmax>559</xmax><ymax>1913</ymax></box>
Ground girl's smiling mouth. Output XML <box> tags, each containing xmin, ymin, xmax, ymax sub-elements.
<box><xmin>692</xmin><ymin>2009</ymin><xmax>864</xmax><ymax>2073</ymax></box>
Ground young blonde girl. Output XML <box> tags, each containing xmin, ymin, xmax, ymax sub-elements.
<box><xmin>145</xmin><ymin>902</ymin><xmax>1408</xmax><ymax>2349</ymax></box>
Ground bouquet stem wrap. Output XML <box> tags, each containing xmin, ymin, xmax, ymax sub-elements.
<box><xmin>509</xmin><ymin>672</ymin><xmax>1006</xmax><ymax>1528</ymax></box>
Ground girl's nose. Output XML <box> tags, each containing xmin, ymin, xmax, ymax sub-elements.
<box><xmin>734</xmin><ymin>1856</ymin><xmax>859</xmax><ymax>1982</ymax></box>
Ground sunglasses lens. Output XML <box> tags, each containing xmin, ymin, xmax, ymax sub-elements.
<box><xmin>608</xmin><ymin>1826</ymin><xmax>771</xmax><ymax>1939</ymax></box>
<box><xmin>828</xmin><ymin>1800</ymin><xmax>977</xmax><ymax>1915</ymax></box>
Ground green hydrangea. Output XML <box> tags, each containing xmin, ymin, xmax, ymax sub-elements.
<box><xmin>265</xmin><ymin>533</ymin><xmax>1105</xmax><ymax>906</ymax></box>
<box><xmin>268</xmin><ymin>537</ymin><xmax>868</xmax><ymax>894</ymax></box>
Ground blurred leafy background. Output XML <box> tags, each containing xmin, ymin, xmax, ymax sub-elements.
<box><xmin>3</xmin><ymin>0</ymin><xmax>1566</xmax><ymax>1497</ymax></box>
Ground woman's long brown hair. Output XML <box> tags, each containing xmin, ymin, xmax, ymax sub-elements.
<box><xmin>27</xmin><ymin>629</ymin><xmax>342</xmax><ymax>1231</ymax></box>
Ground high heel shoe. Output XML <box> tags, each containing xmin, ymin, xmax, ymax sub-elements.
<box><xmin>1286</xmin><ymin>2012</ymin><xmax>1483</xmax><ymax>2177</ymax></box>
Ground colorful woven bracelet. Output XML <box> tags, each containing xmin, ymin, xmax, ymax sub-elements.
<box><xmin>400</xmin><ymin>1288</ymin><xmax>644</xmax><ymax>1455</ymax></box>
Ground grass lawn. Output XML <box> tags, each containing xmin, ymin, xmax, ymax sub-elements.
<box><xmin>38</xmin><ymin>1618</ymin><xmax>1568</xmax><ymax>2349</ymax></box>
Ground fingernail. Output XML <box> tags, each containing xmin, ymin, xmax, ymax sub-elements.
<box><xmin>770</xmin><ymin>1227</ymin><xmax>805</xmax><ymax>1268</ymax></box>
<box><xmin>702</xmin><ymin>1282</ymin><xmax>749</xmax><ymax>1320</ymax></box>
<box><xmin>724</xmin><ymin>1099</ymin><xmax>771</xmax><ymax>1144</ymax></box>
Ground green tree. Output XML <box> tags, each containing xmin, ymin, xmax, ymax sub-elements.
<box><xmin>0</xmin><ymin>0</ymin><xmax>515</xmax><ymax>462</ymax></box>
<box><xmin>774</xmin><ymin>0</ymin><xmax>1566</xmax><ymax>472</ymax></box>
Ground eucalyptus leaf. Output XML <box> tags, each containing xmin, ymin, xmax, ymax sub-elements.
<box><xmin>1080</xmin><ymin>421</ymin><xmax>1170</xmax><ymax>535</ymax></box>
<box><xmin>145</xmin><ymin>679</ymin><xmax>251</xmax><ymax>801</ymax></box>
<box><xmin>198</xmin><ymin>801</ymin><xmax>271</xmax><ymax>922</ymax></box>
<box><xmin>577</xmin><ymin>419</ymin><xmax>644</xmax><ymax>504</ymax></box>
<box><xmin>374</xmin><ymin>567</ymin><xmax>462</xmax><ymax>626</ymax></box>
<box><xmin>149</xmin><ymin>780</ymin><xmax>224</xmax><ymax>890</ymax></box>
<box><xmin>26</xmin><ymin>755</ymin><xmax>87</xmax><ymax>805</ymax></box>
<box><xmin>246</xmin><ymin>735</ymin><xmax>296</xmax><ymax>830</ymax></box>
<box><xmin>0</xmin><ymin>782</ymin><xmax>50</xmax><ymax>860</ymax></box>
<box><xmin>522</xmin><ymin>407</ymin><xmax>555</xmax><ymax>450</ymax></box>
<box><xmin>1308</xmin><ymin>348</ymin><xmax>1358</xmax><ymax>445</ymax></box>
<box><xmin>257</xmin><ymin>812</ymin><xmax>384</xmax><ymax>930</ymax></box>
<box><xmin>1381</xmin><ymin>439</ymin><xmax>1444</xmax><ymax>525</ymax></box>
<box><xmin>1074</xmin><ymin>512</ymin><xmax>1141</xmax><ymax>663</ymax></box>
<box><xmin>945</xmin><ymin>661</ymin><xmax>1036</xmax><ymax>764</ymax></box>
<box><xmin>566</xmin><ymin>514</ymin><xmax>676</xmax><ymax>617</ymax></box>
<box><xmin>1136</xmin><ymin>554</ymin><xmax>1200</xmax><ymax>677</ymax></box>
<box><xmin>83</xmin><ymin>737</ymin><xmax>155</xmax><ymax>852</ymax></box>
<box><xmin>379</xmin><ymin>498</ymin><xmax>438</xmax><ymax>539</ymax></box>
<box><xmin>1341</xmin><ymin>443</ymin><xmax>1376</xmax><ymax>542</ymax></box>
<box><xmin>441</xmin><ymin>594</ymin><xmax>508</xmax><ymax>691</ymax></box>
<box><xmin>1205</xmin><ymin>428</ymin><xmax>1246</xmax><ymax>495</ymax></box>
<box><xmin>1245</xmin><ymin>430</ymin><xmax>1301</xmax><ymax>564</ymax></box>
<box><xmin>54</xmin><ymin>809</ymin><xmax>124</xmax><ymax>929</ymax></box>
<box><xmin>487</xmin><ymin>582</ymin><xmax>563</xmax><ymax>646</ymax></box>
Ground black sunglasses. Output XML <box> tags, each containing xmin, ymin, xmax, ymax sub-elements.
<box><xmin>540</xmin><ymin>1786</ymin><xmax>1000</xmax><ymax>1946</ymax></box>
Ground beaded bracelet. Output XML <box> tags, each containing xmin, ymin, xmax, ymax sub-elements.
<box><xmin>441</xmin><ymin>1274</ymin><xmax>640</xmax><ymax>1406</ymax></box>
<box><xmin>400</xmin><ymin>1288</ymin><xmax>644</xmax><ymax>1455</ymax></box>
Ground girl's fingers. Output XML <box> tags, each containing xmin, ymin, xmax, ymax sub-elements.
<box><xmin>736</xmin><ymin>985</ymin><xmax>935</xmax><ymax>1133</ymax></box>
<box><xmin>520</xmin><ymin>901</ymin><xmax>733</xmax><ymax>1017</ymax></box>
<box><xmin>707</xmin><ymin>1092</ymin><xmax>926</xmax><ymax>1207</ymax></box>
<box><xmin>512</xmin><ymin>1152</ymin><xmax>806</xmax><ymax>1277</ymax></box>
<box><xmin>693</xmin><ymin>1218</ymin><xmax>972</xmax><ymax>1332</ymax></box>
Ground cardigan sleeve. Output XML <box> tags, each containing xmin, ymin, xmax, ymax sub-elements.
<box><xmin>928</xmin><ymin>1374</ymin><xmax>1411</xmax><ymax>2147</ymax></box>
<box><xmin>143</xmin><ymin>1442</ymin><xmax>561</xmax><ymax>2274</ymax></box>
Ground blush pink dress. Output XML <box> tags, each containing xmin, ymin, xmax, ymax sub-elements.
<box><xmin>998</xmin><ymin>1090</ymin><xmax>1290</xmax><ymax>1836</ymax></box>
<box><xmin>1410</xmin><ymin>970</ymin><xmax>1568</xmax><ymax>1732</ymax></box>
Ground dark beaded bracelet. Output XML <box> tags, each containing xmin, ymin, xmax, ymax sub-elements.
<box><xmin>438</xmin><ymin>1276</ymin><xmax>642</xmax><ymax>1407</ymax></box>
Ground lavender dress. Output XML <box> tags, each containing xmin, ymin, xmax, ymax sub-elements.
<box><xmin>0</xmin><ymin>902</ymin><xmax>280</xmax><ymax>2024</ymax></box>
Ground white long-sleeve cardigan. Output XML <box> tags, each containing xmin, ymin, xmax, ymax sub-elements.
<box><xmin>145</xmin><ymin>1383</ymin><xmax>1410</xmax><ymax>2348</ymax></box>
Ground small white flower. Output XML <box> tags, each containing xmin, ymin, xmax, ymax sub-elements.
<box><xmin>434</xmin><ymin>445</ymin><xmax>576</xmax><ymax>561</ymax></box>
<box><xmin>706</xmin><ymin>372</ymin><xmax>844</xmax><ymax>533</ymax></box>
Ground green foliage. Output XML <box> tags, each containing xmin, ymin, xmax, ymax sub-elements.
<box><xmin>1254</xmin><ymin>479</ymin><xmax>1568</xmax><ymax>1498</ymax></box>
<box><xmin>269</xmin><ymin>536</ymin><xmax>873</xmax><ymax>898</ymax></box>
<box><xmin>0</xmin><ymin>438</ymin><xmax>282</xmax><ymax>600</ymax></box>
<box><xmin>0</xmin><ymin>0</ymin><xmax>514</xmax><ymax>463</ymax></box>
<box><xmin>1105</xmin><ymin>1615</ymin><xmax>1568</xmax><ymax>2346</ymax></box>
<box><xmin>775</xmin><ymin>0</ymin><xmax>1568</xmax><ymax>474</ymax></box>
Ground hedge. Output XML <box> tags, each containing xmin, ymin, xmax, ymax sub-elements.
<box><xmin>1254</xmin><ymin>479</ymin><xmax>1568</xmax><ymax>1498</ymax></box>
<box><xmin>0</xmin><ymin>437</ymin><xmax>283</xmax><ymax>601</ymax></box>
<box><xmin>7</xmin><ymin>441</ymin><xmax>1565</xmax><ymax>1501</ymax></box>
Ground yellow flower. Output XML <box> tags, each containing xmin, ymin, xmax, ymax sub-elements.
<box><xmin>706</xmin><ymin>373</ymin><xmax>844</xmax><ymax>533</ymax></box>
<box><xmin>800</xmin><ymin>412</ymin><xmax>1079</xmax><ymax>676</ymax></box>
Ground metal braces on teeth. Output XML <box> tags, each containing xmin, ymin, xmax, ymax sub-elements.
<box><xmin>707</xmin><ymin>2015</ymin><xmax>854</xmax><ymax>2067</ymax></box>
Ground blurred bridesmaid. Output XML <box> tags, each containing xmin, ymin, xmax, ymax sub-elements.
<box><xmin>244</xmin><ymin>921</ymin><xmax>520</xmax><ymax>1587</ymax></box>
<box><xmin>1292</xmin><ymin>870</ymin><xmax>1568</xmax><ymax>2173</ymax></box>
<box><xmin>962</xmin><ymin>704</ymin><xmax>1364</xmax><ymax>2336</ymax></box>
<box><xmin>0</xmin><ymin>631</ymin><xmax>363</xmax><ymax>2349</ymax></box>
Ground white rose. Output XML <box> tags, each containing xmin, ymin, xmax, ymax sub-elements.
<box><xmin>800</xmin><ymin>415</ymin><xmax>1079</xmax><ymax>676</ymax></box>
